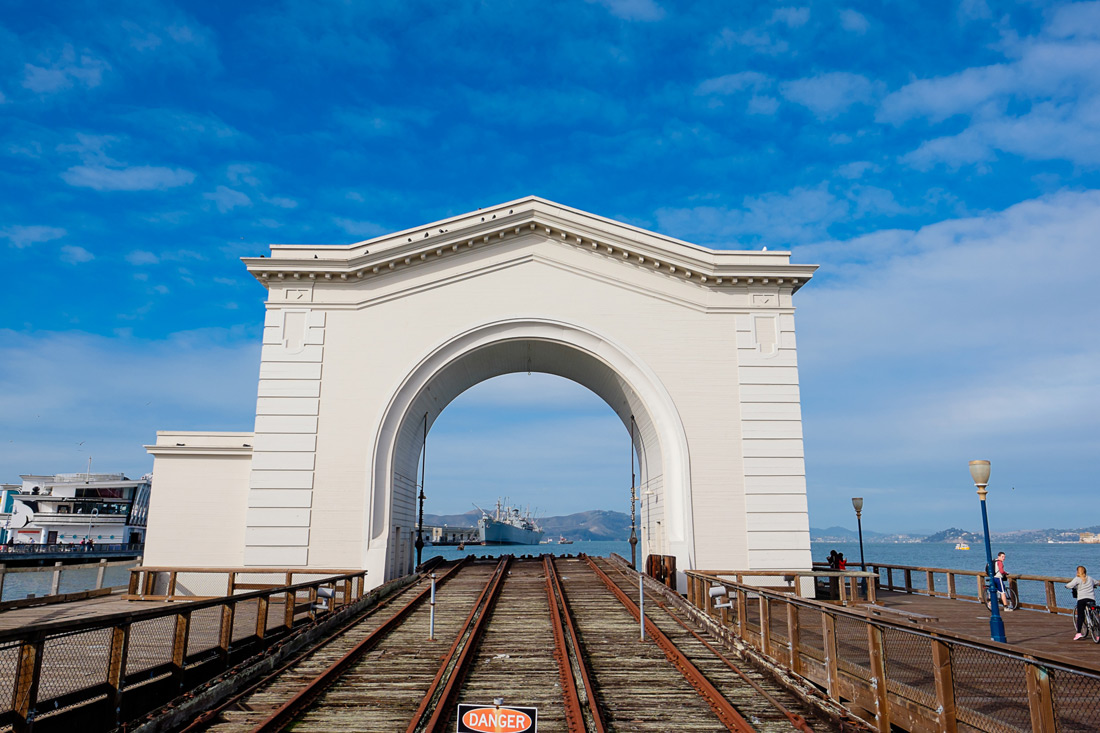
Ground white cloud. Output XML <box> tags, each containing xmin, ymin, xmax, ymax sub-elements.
<box><xmin>695</xmin><ymin>72</ymin><xmax>770</xmax><ymax>96</ymax></box>
<box><xmin>262</xmin><ymin>195</ymin><xmax>297</xmax><ymax>209</ymax></box>
<box><xmin>1</xmin><ymin>225</ymin><xmax>66</xmax><ymax>248</ymax></box>
<box><xmin>61</xmin><ymin>165</ymin><xmax>196</xmax><ymax>191</ymax></box>
<box><xmin>586</xmin><ymin>0</ymin><xmax>665</xmax><ymax>21</ymax></box>
<box><xmin>126</xmin><ymin>250</ymin><xmax>160</xmax><ymax>265</ymax></box>
<box><xmin>797</xmin><ymin>190</ymin><xmax>1100</xmax><ymax>529</ymax></box>
<box><xmin>839</xmin><ymin>9</ymin><xmax>869</xmax><ymax>33</ymax></box>
<box><xmin>771</xmin><ymin>7</ymin><xmax>810</xmax><ymax>28</ymax></box>
<box><xmin>60</xmin><ymin>245</ymin><xmax>94</xmax><ymax>264</ymax></box>
<box><xmin>713</xmin><ymin>27</ymin><xmax>789</xmax><ymax>55</ymax></box>
<box><xmin>334</xmin><ymin>218</ymin><xmax>387</xmax><ymax>239</ymax></box>
<box><xmin>204</xmin><ymin>185</ymin><xmax>252</xmax><ymax>213</ymax></box>
<box><xmin>22</xmin><ymin>45</ymin><xmax>109</xmax><ymax>93</ymax></box>
<box><xmin>780</xmin><ymin>72</ymin><xmax>879</xmax><ymax>118</ymax></box>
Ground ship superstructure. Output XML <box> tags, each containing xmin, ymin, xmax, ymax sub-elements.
<box><xmin>477</xmin><ymin>500</ymin><xmax>544</xmax><ymax>545</ymax></box>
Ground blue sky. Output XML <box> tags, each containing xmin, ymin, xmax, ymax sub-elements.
<box><xmin>2</xmin><ymin>1</ymin><xmax>1098</xmax><ymax>533</ymax></box>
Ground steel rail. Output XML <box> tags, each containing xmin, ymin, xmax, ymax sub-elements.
<box><xmin>581</xmin><ymin>555</ymin><xmax>758</xmax><ymax>733</ymax></box>
<box><xmin>544</xmin><ymin>555</ymin><xmax>607</xmax><ymax>733</ymax></box>
<box><xmin>602</xmin><ymin>558</ymin><xmax>814</xmax><ymax>733</ymax></box>
<box><xmin>246</xmin><ymin>559</ymin><xmax>469</xmax><ymax>733</ymax></box>
<box><xmin>408</xmin><ymin>555</ymin><xmax>512</xmax><ymax>733</ymax></box>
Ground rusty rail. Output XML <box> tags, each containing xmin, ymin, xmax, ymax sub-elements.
<box><xmin>545</xmin><ymin>555</ymin><xmax>605</xmax><ymax>733</ymax></box>
<box><xmin>248</xmin><ymin>559</ymin><xmax>467</xmax><ymax>733</ymax></box>
<box><xmin>583</xmin><ymin>555</ymin><xmax>758</xmax><ymax>733</ymax></box>
<box><xmin>686</xmin><ymin>569</ymin><xmax>1100</xmax><ymax>733</ymax></box>
<box><xmin>409</xmin><ymin>556</ymin><xmax>511</xmax><ymax>733</ymax></box>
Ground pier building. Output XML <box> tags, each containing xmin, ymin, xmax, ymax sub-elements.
<box><xmin>144</xmin><ymin>197</ymin><xmax>818</xmax><ymax>588</ymax></box>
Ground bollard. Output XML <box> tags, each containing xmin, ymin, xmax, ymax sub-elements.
<box><xmin>639</xmin><ymin>573</ymin><xmax>645</xmax><ymax>641</ymax></box>
<box><xmin>429</xmin><ymin>573</ymin><xmax>437</xmax><ymax>640</ymax></box>
<box><xmin>96</xmin><ymin>559</ymin><xmax>107</xmax><ymax>590</ymax></box>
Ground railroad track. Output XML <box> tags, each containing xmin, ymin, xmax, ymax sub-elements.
<box><xmin>180</xmin><ymin>555</ymin><xmax>843</xmax><ymax>733</ymax></box>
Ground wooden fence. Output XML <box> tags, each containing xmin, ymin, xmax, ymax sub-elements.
<box><xmin>870</xmin><ymin>562</ymin><xmax>1077</xmax><ymax>615</ymax></box>
<box><xmin>686</xmin><ymin>570</ymin><xmax>1100</xmax><ymax>733</ymax></box>
<box><xmin>0</xmin><ymin>568</ymin><xmax>367</xmax><ymax>733</ymax></box>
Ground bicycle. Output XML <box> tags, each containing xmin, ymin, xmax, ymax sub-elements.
<box><xmin>985</xmin><ymin>575</ymin><xmax>1019</xmax><ymax>612</ymax></box>
<box><xmin>1073</xmin><ymin>599</ymin><xmax>1100</xmax><ymax>643</ymax></box>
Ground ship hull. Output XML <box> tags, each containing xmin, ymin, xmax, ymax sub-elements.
<box><xmin>479</xmin><ymin>520</ymin><xmax>544</xmax><ymax>545</ymax></box>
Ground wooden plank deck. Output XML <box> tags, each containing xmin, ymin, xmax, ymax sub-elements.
<box><xmin>871</xmin><ymin>590</ymin><xmax>1100</xmax><ymax>669</ymax></box>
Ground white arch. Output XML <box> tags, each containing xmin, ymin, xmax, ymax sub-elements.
<box><xmin>364</xmin><ymin>318</ymin><xmax>695</xmax><ymax>581</ymax></box>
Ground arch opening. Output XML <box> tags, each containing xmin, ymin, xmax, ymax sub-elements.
<box><xmin>366</xmin><ymin>319</ymin><xmax>694</xmax><ymax>582</ymax></box>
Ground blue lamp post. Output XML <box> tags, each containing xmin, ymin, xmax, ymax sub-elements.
<box><xmin>970</xmin><ymin>460</ymin><xmax>1006</xmax><ymax>643</ymax></box>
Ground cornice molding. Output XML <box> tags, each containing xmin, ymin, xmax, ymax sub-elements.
<box><xmin>242</xmin><ymin>198</ymin><xmax>818</xmax><ymax>293</ymax></box>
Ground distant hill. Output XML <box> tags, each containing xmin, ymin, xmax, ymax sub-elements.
<box><xmin>810</xmin><ymin>526</ymin><xmax>889</xmax><ymax>541</ymax></box>
<box><xmin>922</xmin><ymin>527</ymin><xmax>983</xmax><ymax>544</ymax></box>
<box><xmin>423</xmin><ymin>509</ymin><xmax>631</xmax><ymax>541</ymax></box>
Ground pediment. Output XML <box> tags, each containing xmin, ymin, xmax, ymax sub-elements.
<box><xmin>242</xmin><ymin>196</ymin><xmax>817</xmax><ymax>292</ymax></box>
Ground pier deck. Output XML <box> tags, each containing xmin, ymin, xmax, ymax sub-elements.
<box><xmin>873</xmin><ymin>589</ymin><xmax>1100</xmax><ymax>667</ymax></box>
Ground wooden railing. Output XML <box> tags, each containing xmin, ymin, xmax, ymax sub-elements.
<box><xmin>869</xmin><ymin>562</ymin><xmax>1076</xmax><ymax>615</ymax></box>
<box><xmin>685</xmin><ymin>570</ymin><xmax>1100</xmax><ymax>732</ymax></box>
<box><xmin>0</xmin><ymin>558</ymin><xmax>136</xmax><ymax>607</ymax></box>
<box><xmin>126</xmin><ymin>566</ymin><xmax>364</xmax><ymax>602</ymax></box>
<box><xmin>0</xmin><ymin>568</ymin><xmax>369</xmax><ymax>733</ymax></box>
<box><xmin>699</xmin><ymin>568</ymin><xmax>879</xmax><ymax>605</ymax></box>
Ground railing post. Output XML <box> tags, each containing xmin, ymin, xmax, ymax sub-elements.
<box><xmin>0</xmin><ymin>564</ymin><xmax>6</xmax><ymax>602</ymax></box>
<box><xmin>127</xmin><ymin>569</ymin><xmax>139</xmax><ymax>597</ymax></box>
<box><xmin>107</xmin><ymin>623</ymin><xmax>130</xmax><ymax>726</ymax></box>
<box><xmin>947</xmin><ymin>572</ymin><xmax>957</xmax><ymax>601</ymax></box>
<box><xmin>977</xmin><ymin>574</ymin><xmax>986</xmax><ymax>604</ymax></box>
<box><xmin>867</xmin><ymin>574</ymin><xmax>877</xmax><ymax>604</ymax></box>
<box><xmin>217</xmin><ymin>601</ymin><xmax>234</xmax><ymax>668</ymax></box>
<box><xmin>886</xmin><ymin>567</ymin><xmax>894</xmax><ymax>590</ymax></box>
<box><xmin>96</xmin><ymin>559</ymin><xmax>107</xmax><ymax>590</ymax></box>
<box><xmin>1045</xmin><ymin>581</ymin><xmax>1057</xmax><ymax>613</ymax></box>
<box><xmin>284</xmin><ymin>574</ymin><xmax>295</xmax><ymax>631</ymax></box>
<box><xmin>1025</xmin><ymin>664</ymin><xmax>1057</xmax><ymax>733</ymax></box>
<box><xmin>867</xmin><ymin>623</ymin><xmax>891</xmax><ymax>732</ymax></box>
<box><xmin>172</xmin><ymin>610</ymin><xmax>192</xmax><ymax>689</ymax></box>
<box><xmin>930</xmin><ymin>638</ymin><xmax>957</xmax><ymax>733</ymax></box>
<box><xmin>255</xmin><ymin>595</ymin><xmax>269</xmax><ymax>640</ymax></box>
<box><xmin>927</xmin><ymin>570</ymin><xmax>935</xmax><ymax>595</ymax></box>
<box><xmin>904</xmin><ymin>568</ymin><xmax>913</xmax><ymax>593</ymax></box>
<box><xmin>759</xmin><ymin>595</ymin><xmax>771</xmax><ymax>656</ymax></box>
<box><xmin>787</xmin><ymin>603</ymin><xmax>801</xmax><ymax>675</ymax></box>
<box><xmin>12</xmin><ymin>634</ymin><xmax>44</xmax><ymax>733</ymax></box>
<box><xmin>822</xmin><ymin>613</ymin><xmax>840</xmax><ymax>700</ymax></box>
<box><xmin>166</xmin><ymin>571</ymin><xmax>178</xmax><ymax>599</ymax></box>
<box><xmin>342</xmin><ymin>578</ymin><xmax>351</xmax><ymax>607</ymax></box>
<box><xmin>225</xmin><ymin>571</ymin><xmax>236</xmax><ymax>597</ymax></box>
<box><xmin>308</xmin><ymin>585</ymin><xmax>318</xmax><ymax>621</ymax></box>
<box><xmin>736</xmin><ymin>588</ymin><xmax>748</xmax><ymax>638</ymax></box>
<box><xmin>839</xmin><ymin>575</ymin><xmax>848</xmax><ymax>605</ymax></box>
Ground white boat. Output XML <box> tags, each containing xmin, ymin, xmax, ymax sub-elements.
<box><xmin>955</xmin><ymin>542</ymin><xmax>970</xmax><ymax>550</ymax></box>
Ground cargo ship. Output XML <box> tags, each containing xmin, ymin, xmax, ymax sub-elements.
<box><xmin>476</xmin><ymin>500</ymin><xmax>544</xmax><ymax>545</ymax></box>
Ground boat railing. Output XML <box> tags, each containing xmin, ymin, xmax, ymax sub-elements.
<box><xmin>868</xmin><ymin>562</ymin><xmax>1077</xmax><ymax>615</ymax></box>
<box><xmin>0</xmin><ymin>542</ymin><xmax>144</xmax><ymax>555</ymax></box>
<box><xmin>0</xmin><ymin>566</ymin><xmax>373</xmax><ymax>732</ymax></box>
<box><xmin>684</xmin><ymin>568</ymin><xmax>1100</xmax><ymax>732</ymax></box>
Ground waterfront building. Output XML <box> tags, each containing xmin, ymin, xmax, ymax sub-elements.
<box><xmin>0</xmin><ymin>472</ymin><xmax>151</xmax><ymax>545</ymax></box>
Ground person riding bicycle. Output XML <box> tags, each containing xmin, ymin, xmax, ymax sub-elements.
<box><xmin>992</xmin><ymin>552</ymin><xmax>1012</xmax><ymax>611</ymax></box>
<box><xmin>1066</xmin><ymin>565</ymin><xmax>1097</xmax><ymax>641</ymax></box>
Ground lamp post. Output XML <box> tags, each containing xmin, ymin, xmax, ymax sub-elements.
<box><xmin>628</xmin><ymin>416</ymin><xmax>638</xmax><ymax>569</ymax></box>
<box><xmin>852</xmin><ymin>497</ymin><xmax>867</xmax><ymax>597</ymax></box>
<box><xmin>970</xmin><ymin>459</ymin><xmax>1006</xmax><ymax>643</ymax></box>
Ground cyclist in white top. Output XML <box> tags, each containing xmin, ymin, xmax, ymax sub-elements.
<box><xmin>1066</xmin><ymin>565</ymin><xmax>1097</xmax><ymax>640</ymax></box>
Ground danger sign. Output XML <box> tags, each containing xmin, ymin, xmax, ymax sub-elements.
<box><xmin>456</xmin><ymin>703</ymin><xmax>538</xmax><ymax>732</ymax></box>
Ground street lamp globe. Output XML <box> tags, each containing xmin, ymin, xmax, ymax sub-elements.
<box><xmin>969</xmin><ymin>460</ymin><xmax>991</xmax><ymax>489</ymax></box>
<box><xmin>851</xmin><ymin>497</ymin><xmax>863</xmax><ymax>514</ymax></box>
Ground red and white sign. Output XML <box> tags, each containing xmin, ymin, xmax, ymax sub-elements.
<box><xmin>456</xmin><ymin>703</ymin><xmax>537</xmax><ymax>733</ymax></box>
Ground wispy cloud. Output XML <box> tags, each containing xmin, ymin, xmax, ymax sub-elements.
<box><xmin>203</xmin><ymin>185</ymin><xmax>252</xmax><ymax>212</ymax></box>
<box><xmin>586</xmin><ymin>0</ymin><xmax>665</xmax><ymax>21</ymax></box>
<box><xmin>60</xmin><ymin>244</ymin><xmax>94</xmax><ymax>264</ymax></box>
<box><xmin>62</xmin><ymin>165</ymin><xmax>196</xmax><ymax>191</ymax></box>
<box><xmin>1</xmin><ymin>225</ymin><xmax>66</xmax><ymax>248</ymax></box>
<box><xmin>23</xmin><ymin>44</ymin><xmax>109</xmax><ymax>93</ymax></box>
<box><xmin>781</xmin><ymin>72</ymin><xmax>880</xmax><ymax>118</ymax></box>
